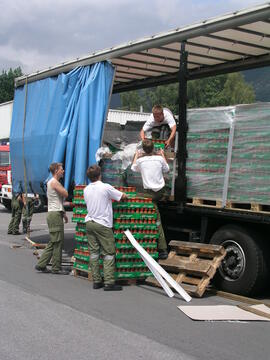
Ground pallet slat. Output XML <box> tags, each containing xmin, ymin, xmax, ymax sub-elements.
<box><xmin>146</xmin><ymin>240</ymin><xmax>226</xmax><ymax>297</ymax></box>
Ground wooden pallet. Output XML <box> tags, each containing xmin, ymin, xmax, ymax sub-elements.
<box><xmin>73</xmin><ymin>267</ymin><xmax>93</xmax><ymax>281</ymax></box>
<box><xmin>146</xmin><ymin>240</ymin><xmax>226</xmax><ymax>297</ymax></box>
<box><xmin>72</xmin><ymin>268</ymin><xmax>143</xmax><ymax>285</ymax></box>
<box><xmin>187</xmin><ymin>197</ymin><xmax>270</xmax><ymax>214</ymax></box>
<box><xmin>187</xmin><ymin>197</ymin><xmax>223</xmax><ymax>208</ymax></box>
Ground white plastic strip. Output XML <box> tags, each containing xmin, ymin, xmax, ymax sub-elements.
<box><xmin>124</xmin><ymin>230</ymin><xmax>192</xmax><ymax>302</ymax></box>
<box><xmin>143</xmin><ymin>256</ymin><xmax>174</xmax><ymax>297</ymax></box>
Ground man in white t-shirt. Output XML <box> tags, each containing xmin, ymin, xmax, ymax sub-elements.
<box><xmin>140</xmin><ymin>105</ymin><xmax>176</xmax><ymax>148</ymax></box>
<box><xmin>131</xmin><ymin>139</ymin><xmax>169</xmax><ymax>259</ymax></box>
<box><xmin>84</xmin><ymin>164</ymin><xmax>127</xmax><ymax>291</ymax></box>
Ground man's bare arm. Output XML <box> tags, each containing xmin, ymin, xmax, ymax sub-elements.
<box><xmin>165</xmin><ymin>125</ymin><xmax>177</xmax><ymax>148</ymax></box>
<box><xmin>140</xmin><ymin>128</ymin><xmax>145</xmax><ymax>141</ymax></box>
<box><xmin>51</xmin><ymin>179</ymin><xmax>68</xmax><ymax>198</ymax></box>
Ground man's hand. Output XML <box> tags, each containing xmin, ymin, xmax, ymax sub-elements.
<box><xmin>121</xmin><ymin>193</ymin><xmax>128</xmax><ymax>202</ymax></box>
<box><xmin>63</xmin><ymin>213</ymin><xmax>68</xmax><ymax>223</ymax></box>
<box><xmin>165</xmin><ymin>139</ymin><xmax>171</xmax><ymax>148</ymax></box>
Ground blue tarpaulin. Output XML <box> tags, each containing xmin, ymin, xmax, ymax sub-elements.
<box><xmin>10</xmin><ymin>62</ymin><xmax>115</xmax><ymax>194</ymax></box>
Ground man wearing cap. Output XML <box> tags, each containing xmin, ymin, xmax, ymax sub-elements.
<box><xmin>140</xmin><ymin>105</ymin><xmax>176</xmax><ymax>148</ymax></box>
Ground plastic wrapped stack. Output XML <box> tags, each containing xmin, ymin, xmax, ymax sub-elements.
<box><xmin>228</xmin><ymin>103</ymin><xmax>270</xmax><ymax>204</ymax></box>
<box><xmin>72</xmin><ymin>185</ymin><xmax>157</xmax><ymax>279</ymax></box>
<box><xmin>186</xmin><ymin>103</ymin><xmax>270</xmax><ymax>206</ymax></box>
<box><xmin>186</xmin><ymin>107</ymin><xmax>233</xmax><ymax>200</ymax></box>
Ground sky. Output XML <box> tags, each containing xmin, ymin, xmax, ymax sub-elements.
<box><xmin>0</xmin><ymin>0</ymin><xmax>267</xmax><ymax>75</ymax></box>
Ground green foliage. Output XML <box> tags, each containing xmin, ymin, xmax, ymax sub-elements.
<box><xmin>221</xmin><ymin>73</ymin><xmax>255</xmax><ymax>105</ymax></box>
<box><xmin>120</xmin><ymin>91</ymin><xmax>142</xmax><ymax>111</ymax></box>
<box><xmin>119</xmin><ymin>72</ymin><xmax>255</xmax><ymax>112</ymax></box>
<box><xmin>0</xmin><ymin>67</ymin><xmax>23</xmax><ymax>103</ymax></box>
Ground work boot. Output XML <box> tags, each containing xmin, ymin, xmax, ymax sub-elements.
<box><xmin>158</xmin><ymin>250</ymin><xmax>168</xmax><ymax>260</ymax></box>
<box><xmin>12</xmin><ymin>231</ymin><xmax>22</xmax><ymax>235</ymax></box>
<box><xmin>51</xmin><ymin>269</ymin><xmax>70</xmax><ymax>275</ymax></box>
<box><xmin>93</xmin><ymin>282</ymin><xmax>104</xmax><ymax>289</ymax></box>
<box><xmin>104</xmin><ymin>284</ymin><xmax>123</xmax><ymax>291</ymax></box>
<box><xmin>7</xmin><ymin>231</ymin><xmax>12</xmax><ymax>235</ymax></box>
<box><xmin>35</xmin><ymin>265</ymin><xmax>51</xmax><ymax>273</ymax></box>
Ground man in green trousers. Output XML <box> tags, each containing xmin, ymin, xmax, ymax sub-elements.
<box><xmin>131</xmin><ymin>139</ymin><xmax>169</xmax><ymax>260</ymax></box>
<box><xmin>84</xmin><ymin>164</ymin><xmax>127</xmax><ymax>291</ymax></box>
<box><xmin>22</xmin><ymin>195</ymin><xmax>35</xmax><ymax>234</ymax></box>
<box><xmin>35</xmin><ymin>162</ymin><xmax>69</xmax><ymax>275</ymax></box>
<box><xmin>8</xmin><ymin>193</ymin><xmax>24</xmax><ymax>235</ymax></box>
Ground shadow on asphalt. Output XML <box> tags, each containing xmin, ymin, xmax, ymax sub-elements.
<box><xmin>27</xmin><ymin>232</ymin><xmax>76</xmax><ymax>256</ymax></box>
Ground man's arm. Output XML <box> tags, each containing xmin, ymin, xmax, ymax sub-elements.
<box><xmin>140</xmin><ymin>128</ymin><xmax>145</xmax><ymax>141</ymax></box>
<box><xmin>51</xmin><ymin>180</ymin><xmax>68</xmax><ymax>198</ymax></box>
<box><xmin>165</xmin><ymin>125</ymin><xmax>176</xmax><ymax>148</ymax></box>
<box><xmin>158</xmin><ymin>149</ymin><xmax>170</xmax><ymax>173</ymax></box>
<box><xmin>131</xmin><ymin>150</ymin><xmax>140</xmax><ymax>172</ymax></box>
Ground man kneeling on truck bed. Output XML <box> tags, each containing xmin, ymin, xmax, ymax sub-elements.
<box><xmin>140</xmin><ymin>105</ymin><xmax>176</xmax><ymax>149</ymax></box>
<box><xmin>131</xmin><ymin>139</ymin><xmax>169</xmax><ymax>260</ymax></box>
<box><xmin>84</xmin><ymin>165</ymin><xmax>128</xmax><ymax>291</ymax></box>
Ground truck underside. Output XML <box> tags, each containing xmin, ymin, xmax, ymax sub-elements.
<box><xmin>160</xmin><ymin>202</ymin><xmax>270</xmax><ymax>296</ymax></box>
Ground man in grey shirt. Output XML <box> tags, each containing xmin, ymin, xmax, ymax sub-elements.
<box><xmin>35</xmin><ymin>162</ymin><xmax>69</xmax><ymax>275</ymax></box>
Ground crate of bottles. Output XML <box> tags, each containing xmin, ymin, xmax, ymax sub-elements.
<box><xmin>72</xmin><ymin>185</ymin><xmax>158</xmax><ymax>280</ymax></box>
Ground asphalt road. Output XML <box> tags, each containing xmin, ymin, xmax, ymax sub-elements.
<box><xmin>0</xmin><ymin>205</ymin><xmax>269</xmax><ymax>360</ymax></box>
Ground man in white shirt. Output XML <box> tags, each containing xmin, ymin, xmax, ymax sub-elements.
<box><xmin>140</xmin><ymin>105</ymin><xmax>176</xmax><ymax>148</ymax></box>
<box><xmin>84</xmin><ymin>164</ymin><xmax>127</xmax><ymax>291</ymax></box>
<box><xmin>131</xmin><ymin>140</ymin><xmax>169</xmax><ymax>259</ymax></box>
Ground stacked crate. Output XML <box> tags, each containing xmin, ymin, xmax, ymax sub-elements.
<box><xmin>72</xmin><ymin>185</ymin><xmax>158</xmax><ymax>280</ymax></box>
<box><xmin>72</xmin><ymin>185</ymin><xmax>90</xmax><ymax>272</ymax></box>
<box><xmin>113</xmin><ymin>186</ymin><xmax>158</xmax><ymax>279</ymax></box>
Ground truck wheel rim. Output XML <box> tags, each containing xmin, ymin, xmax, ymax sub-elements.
<box><xmin>219</xmin><ymin>240</ymin><xmax>246</xmax><ymax>281</ymax></box>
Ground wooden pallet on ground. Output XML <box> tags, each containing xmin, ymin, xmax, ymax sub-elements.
<box><xmin>146</xmin><ymin>240</ymin><xmax>226</xmax><ymax>297</ymax></box>
<box><xmin>73</xmin><ymin>267</ymin><xmax>93</xmax><ymax>281</ymax></box>
<box><xmin>72</xmin><ymin>268</ymin><xmax>143</xmax><ymax>285</ymax></box>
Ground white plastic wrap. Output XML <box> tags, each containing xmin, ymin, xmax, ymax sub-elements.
<box><xmin>111</xmin><ymin>143</ymin><xmax>137</xmax><ymax>169</ymax></box>
<box><xmin>95</xmin><ymin>146</ymin><xmax>112</xmax><ymax>162</ymax></box>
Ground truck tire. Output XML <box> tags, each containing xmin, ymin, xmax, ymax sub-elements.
<box><xmin>210</xmin><ymin>225</ymin><xmax>269</xmax><ymax>296</ymax></box>
<box><xmin>2</xmin><ymin>198</ymin><xmax>11</xmax><ymax>211</ymax></box>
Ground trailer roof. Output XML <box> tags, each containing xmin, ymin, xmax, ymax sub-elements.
<box><xmin>15</xmin><ymin>2</ymin><xmax>270</xmax><ymax>92</ymax></box>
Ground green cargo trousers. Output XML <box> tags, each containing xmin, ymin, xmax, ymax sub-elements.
<box><xmin>145</xmin><ymin>188</ymin><xmax>167</xmax><ymax>251</ymax></box>
<box><xmin>8</xmin><ymin>196</ymin><xmax>23</xmax><ymax>234</ymax></box>
<box><xmin>22</xmin><ymin>197</ymin><xmax>34</xmax><ymax>232</ymax></box>
<box><xmin>86</xmin><ymin>220</ymin><xmax>115</xmax><ymax>285</ymax></box>
<box><xmin>37</xmin><ymin>211</ymin><xmax>64</xmax><ymax>272</ymax></box>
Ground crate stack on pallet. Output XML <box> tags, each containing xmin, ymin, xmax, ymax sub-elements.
<box><xmin>72</xmin><ymin>185</ymin><xmax>90</xmax><ymax>273</ymax></box>
<box><xmin>72</xmin><ymin>185</ymin><xmax>158</xmax><ymax>281</ymax></box>
<box><xmin>113</xmin><ymin>186</ymin><xmax>158</xmax><ymax>280</ymax></box>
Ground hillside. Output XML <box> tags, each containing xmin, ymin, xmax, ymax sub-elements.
<box><xmin>243</xmin><ymin>67</ymin><xmax>270</xmax><ymax>102</ymax></box>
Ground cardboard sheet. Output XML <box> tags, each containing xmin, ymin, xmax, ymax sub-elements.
<box><xmin>178</xmin><ymin>304</ymin><xmax>270</xmax><ymax>321</ymax></box>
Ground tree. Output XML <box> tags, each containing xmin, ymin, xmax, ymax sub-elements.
<box><xmin>120</xmin><ymin>90</ymin><xmax>142</xmax><ymax>111</ymax></box>
<box><xmin>119</xmin><ymin>72</ymin><xmax>255</xmax><ymax>112</ymax></box>
<box><xmin>220</xmin><ymin>72</ymin><xmax>255</xmax><ymax>105</ymax></box>
<box><xmin>0</xmin><ymin>67</ymin><xmax>23</xmax><ymax>103</ymax></box>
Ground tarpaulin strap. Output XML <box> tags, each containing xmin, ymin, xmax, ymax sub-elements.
<box><xmin>22</xmin><ymin>77</ymin><xmax>30</xmax><ymax>236</ymax></box>
<box><xmin>222</xmin><ymin>114</ymin><xmax>235</xmax><ymax>208</ymax></box>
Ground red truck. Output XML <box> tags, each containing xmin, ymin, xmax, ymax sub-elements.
<box><xmin>0</xmin><ymin>144</ymin><xmax>11</xmax><ymax>209</ymax></box>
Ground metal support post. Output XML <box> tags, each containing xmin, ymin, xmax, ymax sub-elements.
<box><xmin>175</xmin><ymin>42</ymin><xmax>188</xmax><ymax>203</ymax></box>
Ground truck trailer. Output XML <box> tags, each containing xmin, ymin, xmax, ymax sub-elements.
<box><xmin>10</xmin><ymin>3</ymin><xmax>270</xmax><ymax>295</ymax></box>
